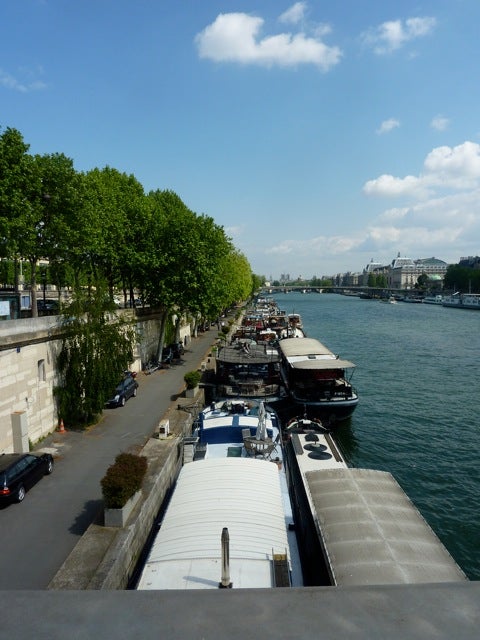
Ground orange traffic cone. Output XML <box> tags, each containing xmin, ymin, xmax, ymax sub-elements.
<box><xmin>58</xmin><ymin>418</ymin><xmax>66</xmax><ymax>433</ymax></box>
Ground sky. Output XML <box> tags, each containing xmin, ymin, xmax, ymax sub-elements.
<box><xmin>1</xmin><ymin>0</ymin><xmax>480</xmax><ymax>280</ymax></box>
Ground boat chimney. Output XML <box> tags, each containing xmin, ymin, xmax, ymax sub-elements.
<box><xmin>219</xmin><ymin>527</ymin><xmax>233</xmax><ymax>588</ymax></box>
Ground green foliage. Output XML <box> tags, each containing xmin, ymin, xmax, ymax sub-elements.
<box><xmin>444</xmin><ymin>264</ymin><xmax>480</xmax><ymax>293</ymax></box>
<box><xmin>1</xmin><ymin>126</ymin><xmax>254</xmax><ymax>326</ymax></box>
<box><xmin>366</xmin><ymin>273</ymin><xmax>387</xmax><ymax>288</ymax></box>
<box><xmin>416</xmin><ymin>273</ymin><xmax>429</xmax><ymax>290</ymax></box>
<box><xmin>101</xmin><ymin>453</ymin><xmax>147</xmax><ymax>509</ymax></box>
<box><xmin>184</xmin><ymin>370</ymin><xmax>201</xmax><ymax>389</ymax></box>
<box><xmin>55</xmin><ymin>284</ymin><xmax>137</xmax><ymax>427</ymax></box>
<box><xmin>310</xmin><ymin>276</ymin><xmax>333</xmax><ymax>287</ymax></box>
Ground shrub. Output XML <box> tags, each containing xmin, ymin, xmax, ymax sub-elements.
<box><xmin>184</xmin><ymin>370</ymin><xmax>201</xmax><ymax>389</ymax></box>
<box><xmin>101</xmin><ymin>453</ymin><xmax>148</xmax><ymax>509</ymax></box>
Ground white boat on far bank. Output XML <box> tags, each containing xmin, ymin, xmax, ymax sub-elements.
<box><xmin>442</xmin><ymin>292</ymin><xmax>480</xmax><ymax>309</ymax></box>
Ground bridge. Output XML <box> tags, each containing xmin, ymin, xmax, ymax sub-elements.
<box><xmin>261</xmin><ymin>286</ymin><xmax>411</xmax><ymax>296</ymax></box>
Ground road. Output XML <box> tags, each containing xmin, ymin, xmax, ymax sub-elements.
<box><xmin>0</xmin><ymin>328</ymin><xmax>219</xmax><ymax>589</ymax></box>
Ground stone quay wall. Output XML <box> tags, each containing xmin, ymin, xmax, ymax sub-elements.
<box><xmin>0</xmin><ymin>310</ymin><xmax>192</xmax><ymax>454</ymax></box>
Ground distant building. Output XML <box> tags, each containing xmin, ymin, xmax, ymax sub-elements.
<box><xmin>459</xmin><ymin>256</ymin><xmax>480</xmax><ymax>269</ymax></box>
<box><xmin>342</xmin><ymin>272</ymin><xmax>361</xmax><ymax>286</ymax></box>
<box><xmin>359</xmin><ymin>259</ymin><xmax>388</xmax><ymax>286</ymax></box>
<box><xmin>387</xmin><ymin>254</ymin><xmax>448</xmax><ymax>289</ymax></box>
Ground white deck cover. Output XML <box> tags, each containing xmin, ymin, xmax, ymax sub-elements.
<box><xmin>279</xmin><ymin>337</ymin><xmax>335</xmax><ymax>359</ymax></box>
<box><xmin>291</xmin><ymin>358</ymin><xmax>356</xmax><ymax>370</ymax></box>
<box><xmin>137</xmin><ymin>458</ymin><xmax>290</xmax><ymax>590</ymax></box>
<box><xmin>305</xmin><ymin>468</ymin><xmax>466</xmax><ymax>586</ymax></box>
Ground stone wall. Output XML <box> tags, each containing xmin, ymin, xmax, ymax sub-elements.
<box><xmin>0</xmin><ymin>319</ymin><xmax>60</xmax><ymax>453</ymax></box>
<box><xmin>0</xmin><ymin>311</ymin><xmax>192</xmax><ymax>453</ymax></box>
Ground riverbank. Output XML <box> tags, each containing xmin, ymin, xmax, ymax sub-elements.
<box><xmin>46</xmin><ymin>318</ymin><xmax>239</xmax><ymax>590</ymax></box>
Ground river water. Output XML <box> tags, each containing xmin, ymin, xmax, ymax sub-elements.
<box><xmin>272</xmin><ymin>291</ymin><xmax>480</xmax><ymax>580</ymax></box>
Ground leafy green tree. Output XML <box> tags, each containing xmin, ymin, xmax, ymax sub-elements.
<box><xmin>416</xmin><ymin>273</ymin><xmax>428</xmax><ymax>290</ymax></box>
<box><xmin>0</xmin><ymin>127</ymin><xmax>32</xmax><ymax>291</ymax></box>
<box><xmin>444</xmin><ymin>264</ymin><xmax>480</xmax><ymax>293</ymax></box>
<box><xmin>140</xmin><ymin>190</ymin><xmax>240</xmax><ymax>356</ymax></box>
<box><xmin>55</xmin><ymin>284</ymin><xmax>136</xmax><ymax>427</ymax></box>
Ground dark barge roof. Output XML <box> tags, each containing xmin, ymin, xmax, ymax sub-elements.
<box><xmin>216</xmin><ymin>344</ymin><xmax>281</xmax><ymax>364</ymax></box>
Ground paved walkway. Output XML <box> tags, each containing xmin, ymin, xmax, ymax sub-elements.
<box><xmin>0</xmin><ymin>327</ymin><xmax>222</xmax><ymax>590</ymax></box>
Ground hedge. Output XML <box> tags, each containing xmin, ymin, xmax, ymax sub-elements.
<box><xmin>101</xmin><ymin>452</ymin><xmax>148</xmax><ymax>509</ymax></box>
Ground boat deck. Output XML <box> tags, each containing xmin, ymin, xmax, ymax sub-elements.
<box><xmin>137</xmin><ymin>402</ymin><xmax>303</xmax><ymax>590</ymax></box>
<box><xmin>288</xmin><ymin>433</ymin><xmax>466</xmax><ymax>586</ymax></box>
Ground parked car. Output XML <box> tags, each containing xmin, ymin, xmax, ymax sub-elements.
<box><xmin>106</xmin><ymin>376</ymin><xmax>139</xmax><ymax>407</ymax></box>
<box><xmin>37</xmin><ymin>299</ymin><xmax>59</xmax><ymax>313</ymax></box>
<box><xmin>0</xmin><ymin>452</ymin><xmax>54</xmax><ymax>503</ymax></box>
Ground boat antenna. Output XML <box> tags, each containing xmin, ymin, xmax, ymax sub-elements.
<box><xmin>219</xmin><ymin>527</ymin><xmax>233</xmax><ymax>588</ymax></box>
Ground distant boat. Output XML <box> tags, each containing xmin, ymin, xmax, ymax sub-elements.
<box><xmin>442</xmin><ymin>292</ymin><xmax>480</xmax><ymax>309</ymax></box>
<box><xmin>423</xmin><ymin>294</ymin><xmax>443</xmax><ymax>305</ymax></box>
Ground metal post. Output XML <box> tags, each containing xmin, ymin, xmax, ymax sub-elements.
<box><xmin>219</xmin><ymin>527</ymin><xmax>232</xmax><ymax>588</ymax></box>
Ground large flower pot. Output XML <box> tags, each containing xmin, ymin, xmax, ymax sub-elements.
<box><xmin>104</xmin><ymin>490</ymin><xmax>141</xmax><ymax>528</ymax></box>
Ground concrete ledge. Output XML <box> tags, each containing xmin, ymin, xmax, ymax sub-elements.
<box><xmin>47</xmin><ymin>390</ymin><xmax>206</xmax><ymax>591</ymax></box>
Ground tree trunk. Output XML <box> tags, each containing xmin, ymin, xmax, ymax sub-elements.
<box><xmin>30</xmin><ymin>258</ymin><xmax>38</xmax><ymax>317</ymax></box>
<box><xmin>155</xmin><ymin>308</ymin><xmax>168</xmax><ymax>363</ymax></box>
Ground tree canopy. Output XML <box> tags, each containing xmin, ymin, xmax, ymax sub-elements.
<box><xmin>0</xmin><ymin>126</ymin><xmax>259</xmax><ymax>318</ymax></box>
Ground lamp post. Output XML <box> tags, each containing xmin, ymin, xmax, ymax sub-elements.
<box><xmin>41</xmin><ymin>265</ymin><xmax>47</xmax><ymax>309</ymax></box>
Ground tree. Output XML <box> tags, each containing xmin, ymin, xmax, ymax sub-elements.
<box><xmin>444</xmin><ymin>264</ymin><xmax>480</xmax><ymax>293</ymax></box>
<box><xmin>55</xmin><ymin>284</ymin><xmax>136</xmax><ymax>427</ymax></box>
<box><xmin>416</xmin><ymin>273</ymin><xmax>428</xmax><ymax>290</ymax></box>
<box><xmin>0</xmin><ymin>127</ymin><xmax>32</xmax><ymax>292</ymax></box>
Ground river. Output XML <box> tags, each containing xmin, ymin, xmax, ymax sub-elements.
<box><xmin>272</xmin><ymin>291</ymin><xmax>480</xmax><ymax>580</ymax></box>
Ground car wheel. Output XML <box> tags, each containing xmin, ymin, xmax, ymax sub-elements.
<box><xmin>16</xmin><ymin>485</ymin><xmax>26</xmax><ymax>502</ymax></box>
<box><xmin>133</xmin><ymin>387</ymin><xmax>137</xmax><ymax>397</ymax></box>
<box><xmin>46</xmin><ymin>459</ymin><xmax>54</xmax><ymax>474</ymax></box>
<box><xmin>120</xmin><ymin>396</ymin><xmax>126</xmax><ymax>407</ymax></box>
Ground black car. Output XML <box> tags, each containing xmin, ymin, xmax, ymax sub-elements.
<box><xmin>0</xmin><ymin>452</ymin><xmax>54</xmax><ymax>503</ymax></box>
<box><xmin>106</xmin><ymin>376</ymin><xmax>139</xmax><ymax>407</ymax></box>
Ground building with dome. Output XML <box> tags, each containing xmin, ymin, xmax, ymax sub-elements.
<box><xmin>387</xmin><ymin>254</ymin><xmax>448</xmax><ymax>289</ymax></box>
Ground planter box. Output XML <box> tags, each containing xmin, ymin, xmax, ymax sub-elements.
<box><xmin>185</xmin><ymin>386</ymin><xmax>198</xmax><ymax>398</ymax></box>
<box><xmin>104</xmin><ymin>490</ymin><xmax>142</xmax><ymax>528</ymax></box>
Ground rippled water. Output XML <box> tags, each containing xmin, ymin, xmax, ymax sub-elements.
<box><xmin>273</xmin><ymin>292</ymin><xmax>480</xmax><ymax>580</ymax></box>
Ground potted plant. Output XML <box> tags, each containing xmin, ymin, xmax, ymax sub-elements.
<box><xmin>184</xmin><ymin>370</ymin><xmax>201</xmax><ymax>397</ymax></box>
<box><xmin>101</xmin><ymin>452</ymin><xmax>147</xmax><ymax>527</ymax></box>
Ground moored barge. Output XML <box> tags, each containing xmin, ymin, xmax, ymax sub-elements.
<box><xmin>278</xmin><ymin>337</ymin><xmax>358</xmax><ymax>424</ymax></box>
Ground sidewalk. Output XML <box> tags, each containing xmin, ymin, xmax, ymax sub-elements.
<box><xmin>37</xmin><ymin>327</ymin><xmax>220</xmax><ymax>455</ymax></box>
<box><xmin>38</xmin><ymin>327</ymin><xmax>222</xmax><ymax>589</ymax></box>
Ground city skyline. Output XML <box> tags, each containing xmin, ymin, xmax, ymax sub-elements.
<box><xmin>1</xmin><ymin>1</ymin><xmax>480</xmax><ymax>277</ymax></box>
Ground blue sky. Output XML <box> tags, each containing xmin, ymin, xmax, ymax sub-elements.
<box><xmin>2</xmin><ymin>1</ymin><xmax>480</xmax><ymax>280</ymax></box>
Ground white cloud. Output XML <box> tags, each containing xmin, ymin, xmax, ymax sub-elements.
<box><xmin>423</xmin><ymin>142</ymin><xmax>480</xmax><ymax>187</ymax></box>
<box><xmin>362</xmin><ymin>16</ymin><xmax>436</xmax><ymax>54</ymax></box>
<box><xmin>363</xmin><ymin>141</ymin><xmax>480</xmax><ymax>198</ymax></box>
<box><xmin>279</xmin><ymin>2</ymin><xmax>307</xmax><ymax>26</ymax></box>
<box><xmin>380</xmin><ymin>206</ymin><xmax>410</xmax><ymax>221</ymax></box>
<box><xmin>376</xmin><ymin>118</ymin><xmax>400</xmax><ymax>134</ymax></box>
<box><xmin>0</xmin><ymin>68</ymin><xmax>46</xmax><ymax>92</ymax></box>
<box><xmin>195</xmin><ymin>11</ymin><xmax>342</xmax><ymax>71</ymax></box>
<box><xmin>363</xmin><ymin>173</ymin><xmax>428</xmax><ymax>198</ymax></box>
<box><xmin>431</xmin><ymin>115</ymin><xmax>449</xmax><ymax>131</ymax></box>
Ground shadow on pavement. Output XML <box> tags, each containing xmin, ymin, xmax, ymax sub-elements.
<box><xmin>70</xmin><ymin>499</ymin><xmax>104</xmax><ymax>535</ymax></box>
